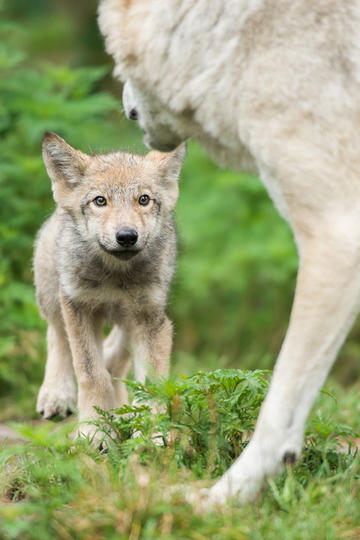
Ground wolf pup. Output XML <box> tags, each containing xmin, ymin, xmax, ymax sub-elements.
<box><xmin>35</xmin><ymin>132</ymin><xmax>185</xmax><ymax>440</ymax></box>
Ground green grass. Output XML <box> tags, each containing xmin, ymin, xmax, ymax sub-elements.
<box><xmin>1</xmin><ymin>371</ymin><xmax>359</xmax><ymax>540</ymax></box>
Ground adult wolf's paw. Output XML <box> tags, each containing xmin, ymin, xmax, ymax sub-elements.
<box><xmin>36</xmin><ymin>380</ymin><xmax>76</xmax><ymax>419</ymax></box>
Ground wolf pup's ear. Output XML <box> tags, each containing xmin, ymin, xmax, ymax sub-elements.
<box><xmin>147</xmin><ymin>143</ymin><xmax>186</xmax><ymax>206</ymax></box>
<box><xmin>42</xmin><ymin>132</ymin><xmax>89</xmax><ymax>202</ymax></box>
<box><xmin>147</xmin><ymin>143</ymin><xmax>186</xmax><ymax>180</ymax></box>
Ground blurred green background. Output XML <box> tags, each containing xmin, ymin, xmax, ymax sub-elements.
<box><xmin>1</xmin><ymin>0</ymin><xmax>359</xmax><ymax>420</ymax></box>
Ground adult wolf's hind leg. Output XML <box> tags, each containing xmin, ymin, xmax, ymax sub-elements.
<box><xmin>208</xmin><ymin>220</ymin><xmax>360</xmax><ymax>505</ymax></box>
<box><xmin>36</xmin><ymin>316</ymin><xmax>76</xmax><ymax>419</ymax></box>
<box><xmin>103</xmin><ymin>326</ymin><xmax>131</xmax><ymax>407</ymax></box>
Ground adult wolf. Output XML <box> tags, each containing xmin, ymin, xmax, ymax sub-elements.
<box><xmin>35</xmin><ymin>132</ymin><xmax>185</xmax><ymax>441</ymax></box>
<box><xmin>99</xmin><ymin>0</ymin><xmax>360</xmax><ymax>504</ymax></box>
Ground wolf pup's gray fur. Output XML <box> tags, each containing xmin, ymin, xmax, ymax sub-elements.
<box><xmin>99</xmin><ymin>0</ymin><xmax>360</xmax><ymax>505</ymax></box>
<box><xmin>35</xmin><ymin>132</ymin><xmax>185</xmax><ymax>441</ymax></box>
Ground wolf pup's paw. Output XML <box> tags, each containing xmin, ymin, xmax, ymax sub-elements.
<box><xmin>36</xmin><ymin>380</ymin><xmax>76</xmax><ymax>419</ymax></box>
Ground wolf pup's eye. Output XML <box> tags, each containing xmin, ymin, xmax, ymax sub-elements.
<box><xmin>138</xmin><ymin>194</ymin><xmax>150</xmax><ymax>206</ymax></box>
<box><xmin>94</xmin><ymin>196</ymin><xmax>107</xmax><ymax>207</ymax></box>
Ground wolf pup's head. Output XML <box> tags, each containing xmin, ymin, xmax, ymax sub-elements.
<box><xmin>42</xmin><ymin>132</ymin><xmax>185</xmax><ymax>262</ymax></box>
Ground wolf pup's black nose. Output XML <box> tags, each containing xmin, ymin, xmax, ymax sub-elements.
<box><xmin>116</xmin><ymin>228</ymin><xmax>138</xmax><ymax>247</ymax></box>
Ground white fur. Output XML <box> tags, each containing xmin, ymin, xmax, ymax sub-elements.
<box><xmin>98</xmin><ymin>0</ymin><xmax>360</xmax><ymax>504</ymax></box>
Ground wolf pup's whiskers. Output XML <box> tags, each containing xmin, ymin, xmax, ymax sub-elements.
<box><xmin>34</xmin><ymin>132</ymin><xmax>185</xmax><ymax>442</ymax></box>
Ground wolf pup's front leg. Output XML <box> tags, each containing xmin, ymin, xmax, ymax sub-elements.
<box><xmin>36</xmin><ymin>319</ymin><xmax>76</xmax><ymax>419</ymax></box>
<box><xmin>60</xmin><ymin>293</ymin><xmax>116</xmax><ymax>441</ymax></box>
<box><xmin>34</xmin><ymin>210</ymin><xmax>77</xmax><ymax>419</ymax></box>
<box><xmin>129</xmin><ymin>309</ymin><xmax>173</xmax><ymax>444</ymax></box>
<box><xmin>131</xmin><ymin>313</ymin><xmax>173</xmax><ymax>384</ymax></box>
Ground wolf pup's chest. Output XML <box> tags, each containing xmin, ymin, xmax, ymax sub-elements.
<box><xmin>61</xmin><ymin>257</ymin><xmax>161</xmax><ymax>313</ymax></box>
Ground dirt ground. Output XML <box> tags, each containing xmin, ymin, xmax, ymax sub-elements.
<box><xmin>0</xmin><ymin>424</ymin><xmax>28</xmax><ymax>446</ymax></box>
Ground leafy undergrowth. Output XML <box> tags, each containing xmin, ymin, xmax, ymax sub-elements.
<box><xmin>0</xmin><ymin>370</ymin><xmax>359</xmax><ymax>540</ymax></box>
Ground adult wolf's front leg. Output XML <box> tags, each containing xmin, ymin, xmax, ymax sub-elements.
<box><xmin>60</xmin><ymin>293</ymin><xmax>116</xmax><ymax>441</ymax></box>
<box><xmin>208</xmin><ymin>224</ymin><xmax>360</xmax><ymax>505</ymax></box>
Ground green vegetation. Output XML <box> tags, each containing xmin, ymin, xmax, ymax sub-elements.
<box><xmin>0</xmin><ymin>2</ymin><xmax>359</xmax><ymax>538</ymax></box>
<box><xmin>0</xmin><ymin>373</ymin><xmax>359</xmax><ymax>539</ymax></box>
